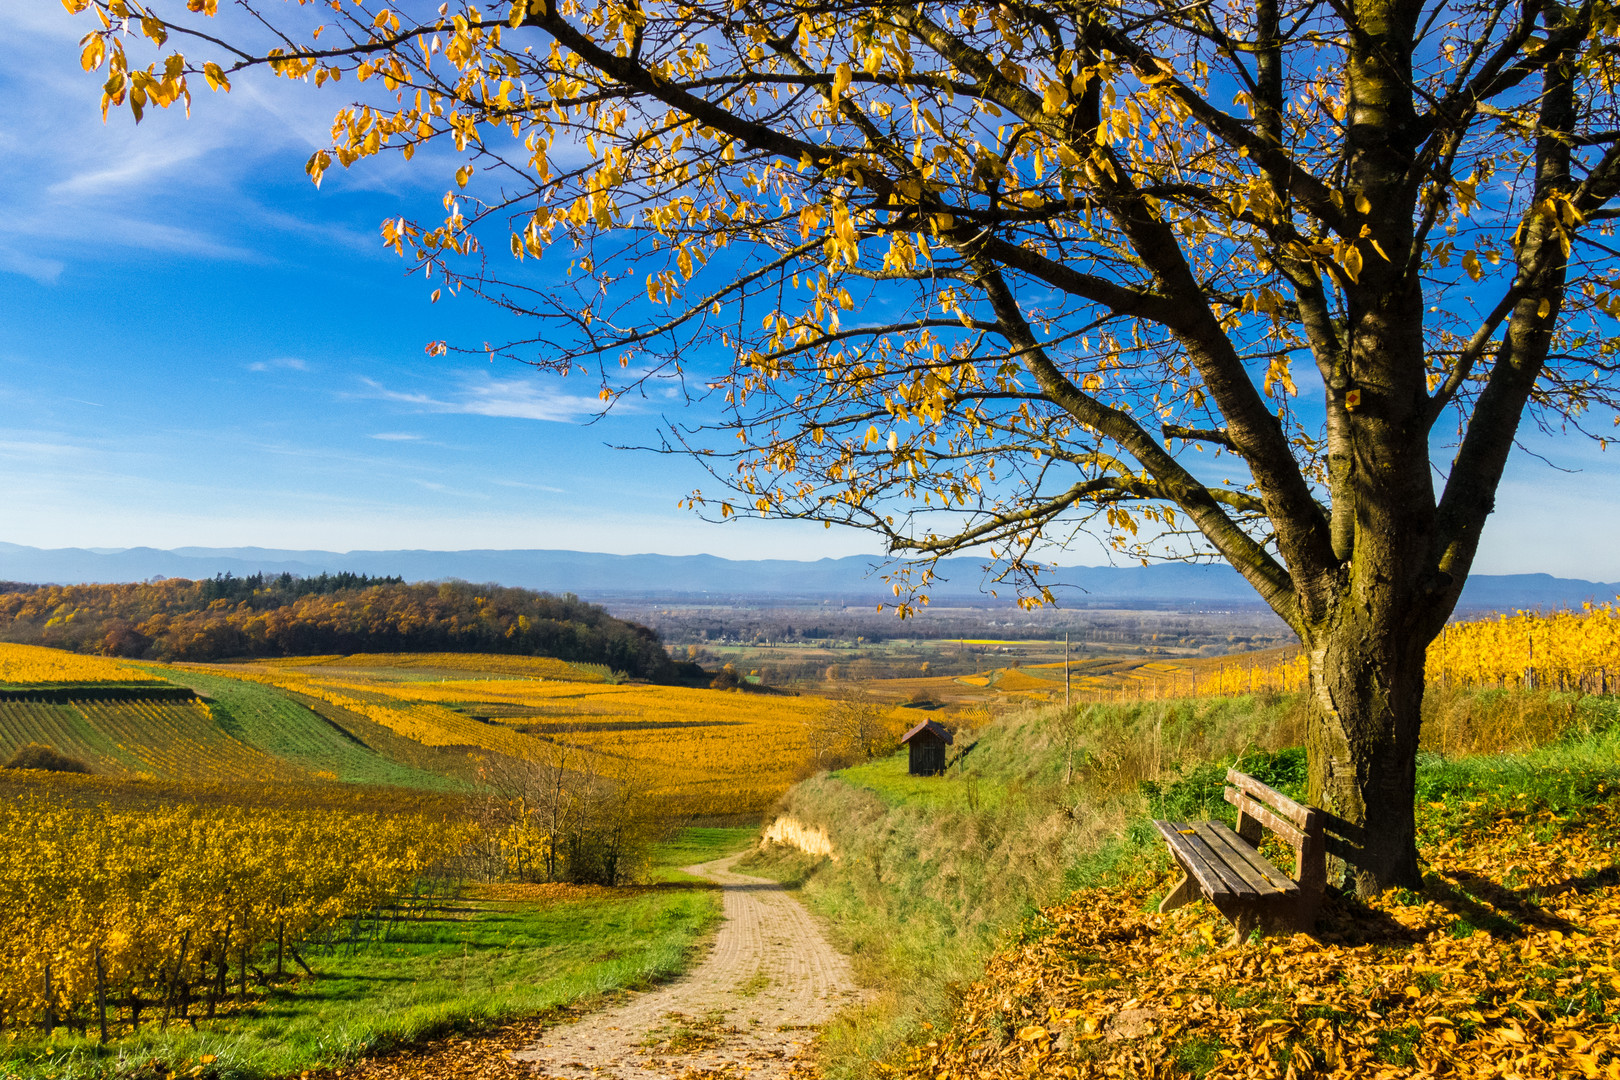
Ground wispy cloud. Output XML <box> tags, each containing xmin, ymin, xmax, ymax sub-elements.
<box><xmin>361</xmin><ymin>374</ymin><xmax>608</xmax><ymax>424</ymax></box>
<box><xmin>247</xmin><ymin>357</ymin><xmax>311</xmax><ymax>373</ymax></box>
<box><xmin>490</xmin><ymin>477</ymin><xmax>566</xmax><ymax>494</ymax></box>
<box><xmin>369</xmin><ymin>432</ymin><xmax>421</xmax><ymax>441</ymax></box>
<box><xmin>0</xmin><ymin>6</ymin><xmax>439</xmax><ymax>283</ymax></box>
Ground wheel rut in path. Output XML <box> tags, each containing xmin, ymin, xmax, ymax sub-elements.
<box><xmin>514</xmin><ymin>852</ymin><xmax>861</xmax><ymax>1080</ymax></box>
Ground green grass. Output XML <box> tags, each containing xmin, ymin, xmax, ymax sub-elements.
<box><xmin>2</xmin><ymin>827</ymin><xmax>754</xmax><ymax>1080</ymax></box>
<box><xmin>148</xmin><ymin>666</ymin><xmax>465</xmax><ymax>791</ymax></box>
<box><xmin>648</xmin><ymin>825</ymin><xmax>759</xmax><ymax>881</ymax></box>
<box><xmin>745</xmin><ymin>687</ymin><xmax>1620</xmax><ymax>1080</ymax></box>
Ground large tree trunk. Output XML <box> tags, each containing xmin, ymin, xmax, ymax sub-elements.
<box><xmin>1303</xmin><ymin>596</ymin><xmax>1429</xmax><ymax>895</ymax></box>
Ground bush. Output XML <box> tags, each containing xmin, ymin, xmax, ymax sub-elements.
<box><xmin>1139</xmin><ymin>745</ymin><xmax>1306</xmax><ymax>823</ymax></box>
<box><xmin>3</xmin><ymin>744</ymin><xmax>93</xmax><ymax>773</ymax></box>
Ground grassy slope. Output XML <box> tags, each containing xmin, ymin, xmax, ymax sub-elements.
<box><xmin>4</xmin><ymin>828</ymin><xmax>756</xmax><ymax>1080</ymax></box>
<box><xmin>893</xmin><ymin>730</ymin><xmax>1620</xmax><ymax>1080</ymax></box>
<box><xmin>742</xmin><ymin>689</ymin><xmax>1620</xmax><ymax>1080</ymax></box>
<box><xmin>152</xmin><ymin>666</ymin><xmax>463</xmax><ymax>791</ymax></box>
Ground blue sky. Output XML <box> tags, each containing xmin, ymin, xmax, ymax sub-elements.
<box><xmin>1</xmin><ymin>3</ymin><xmax>1615</xmax><ymax>578</ymax></box>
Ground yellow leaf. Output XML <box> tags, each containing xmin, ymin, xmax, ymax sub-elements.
<box><xmin>1342</xmin><ymin>244</ymin><xmax>1363</xmax><ymax>282</ymax></box>
<box><xmin>80</xmin><ymin>35</ymin><xmax>105</xmax><ymax>72</ymax></box>
<box><xmin>831</xmin><ymin>63</ymin><xmax>852</xmax><ymax>103</ymax></box>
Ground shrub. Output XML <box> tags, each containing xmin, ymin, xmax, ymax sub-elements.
<box><xmin>2</xmin><ymin>744</ymin><xmax>93</xmax><ymax>773</ymax></box>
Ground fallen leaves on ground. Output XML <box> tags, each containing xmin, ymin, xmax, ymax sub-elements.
<box><xmin>301</xmin><ymin>1013</ymin><xmax>562</xmax><ymax>1080</ymax></box>
<box><xmin>890</xmin><ymin>784</ymin><xmax>1619</xmax><ymax>1079</ymax></box>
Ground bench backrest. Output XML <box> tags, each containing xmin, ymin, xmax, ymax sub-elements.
<box><xmin>1223</xmin><ymin>769</ymin><xmax>1327</xmax><ymax>901</ymax></box>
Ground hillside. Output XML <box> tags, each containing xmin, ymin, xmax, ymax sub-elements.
<box><xmin>742</xmin><ymin>686</ymin><xmax>1620</xmax><ymax>1078</ymax></box>
<box><xmin>2</xmin><ymin>542</ymin><xmax>1616</xmax><ymax>610</ymax></box>
<box><xmin>0</xmin><ymin>643</ymin><xmax>929</xmax><ymax>815</ymax></box>
<box><xmin>0</xmin><ymin>577</ymin><xmax>678</xmax><ymax>678</ymax></box>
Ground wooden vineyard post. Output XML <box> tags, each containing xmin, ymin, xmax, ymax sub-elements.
<box><xmin>43</xmin><ymin>962</ymin><xmax>55</xmax><ymax>1037</ymax></box>
<box><xmin>1064</xmin><ymin>632</ymin><xmax>1070</xmax><ymax>711</ymax></box>
<box><xmin>95</xmin><ymin>946</ymin><xmax>109</xmax><ymax>1045</ymax></box>
<box><xmin>173</xmin><ymin>930</ymin><xmax>191</xmax><ymax>1029</ymax></box>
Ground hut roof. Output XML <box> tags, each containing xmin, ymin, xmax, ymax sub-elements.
<box><xmin>899</xmin><ymin>718</ymin><xmax>954</xmax><ymax>746</ymax></box>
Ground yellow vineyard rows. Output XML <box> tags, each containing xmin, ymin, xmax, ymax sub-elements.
<box><xmin>0</xmin><ymin>643</ymin><xmax>163</xmax><ymax>686</ymax></box>
<box><xmin>0</xmin><ymin>698</ymin><xmax>303</xmax><ymax>783</ymax></box>
<box><xmin>189</xmin><ymin>656</ymin><xmax>886</xmax><ymax>816</ymax></box>
<box><xmin>0</xmin><ymin>793</ymin><xmax>471</xmax><ymax>1032</ymax></box>
<box><xmin>257</xmin><ymin>652</ymin><xmax>610</xmax><ymax>681</ymax></box>
<box><xmin>1054</xmin><ymin>603</ymin><xmax>1620</xmax><ymax>702</ymax></box>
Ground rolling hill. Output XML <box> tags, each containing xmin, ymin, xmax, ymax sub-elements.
<box><xmin>0</xmin><ymin>541</ymin><xmax>1612</xmax><ymax>611</ymax></box>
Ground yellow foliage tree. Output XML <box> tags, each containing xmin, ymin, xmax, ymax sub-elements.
<box><xmin>64</xmin><ymin>0</ymin><xmax>1620</xmax><ymax>893</ymax></box>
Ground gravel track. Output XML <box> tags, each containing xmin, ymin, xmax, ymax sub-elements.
<box><xmin>514</xmin><ymin>852</ymin><xmax>860</xmax><ymax>1080</ymax></box>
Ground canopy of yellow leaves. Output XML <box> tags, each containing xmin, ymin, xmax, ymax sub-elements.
<box><xmin>894</xmin><ymin>787</ymin><xmax>1618</xmax><ymax>1079</ymax></box>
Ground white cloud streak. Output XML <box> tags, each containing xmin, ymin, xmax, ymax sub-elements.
<box><xmin>361</xmin><ymin>374</ymin><xmax>609</xmax><ymax>423</ymax></box>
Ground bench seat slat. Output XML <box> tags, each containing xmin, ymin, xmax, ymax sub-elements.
<box><xmin>1153</xmin><ymin>821</ymin><xmax>1262</xmax><ymax>900</ymax></box>
<box><xmin>1179</xmin><ymin>828</ymin><xmax>1262</xmax><ymax>900</ymax></box>
<box><xmin>1192</xmin><ymin>821</ymin><xmax>1298</xmax><ymax>896</ymax></box>
<box><xmin>1153</xmin><ymin>820</ymin><xmax>1237</xmax><ymax>900</ymax></box>
<box><xmin>1224</xmin><ymin>769</ymin><xmax>1311</xmax><ymax>829</ymax></box>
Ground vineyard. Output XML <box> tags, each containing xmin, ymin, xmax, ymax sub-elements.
<box><xmin>881</xmin><ymin>602</ymin><xmax>1620</xmax><ymax>706</ymax></box>
<box><xmin>0</xmin><ymin>644</ymin><xmax>896</xmax><ymax>815</ymax></box>
<box><xmin>0</xmin><ymin>787</ymin><xmax>472</xmax><ymax>1037</ymax></box>
<box><xmin>187</xmin><ymin>654</ymin><xmax>919</xmax><ymax>817</ymax></box>
<box><xmin>0</xmin><ymin>643</ymin><xmax>164</xmax><ymax>687</ymax></box>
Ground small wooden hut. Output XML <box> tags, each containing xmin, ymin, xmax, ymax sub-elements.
<box><xmin>900</xmin><ymin>719</ymin><xmax>953</xmax><ymax>776</ymax></box>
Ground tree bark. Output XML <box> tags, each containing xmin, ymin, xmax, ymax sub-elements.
<box><xmin>1303</xmin><ymin>591</ymin><xmax>1428</xmax><ymax>893</ymax></box>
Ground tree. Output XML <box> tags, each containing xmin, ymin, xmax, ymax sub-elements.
<box><xmin>811</xmin><ymin>685</ymin><xmax>900</xmax><ymax>764</ymax></box>
<box><xmin>69</xmin><ymin>0</ymin><xmax>1620</xmax><ymax>893</ymax></box>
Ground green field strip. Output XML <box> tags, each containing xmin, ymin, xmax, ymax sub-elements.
<box><xmin>71</xmin><ymin>699</ymin><xmax>305</xmax><ymax>784</ymax></box>
<box><xmin>148</xmin><ymin>667</ymin><xmax>471</xmax><ymax>791</ymax></box>
<box><xmin>0</xmin><ymin>702</ymin><xmax>94</xmax><ymax>764</ymax></box>
<box><xmin>0</xmin><ymin>701</ymin><xmax>143</xmax><ymax>774</ymax></box>
<box><xmin>56</xmin><ymin>701</ymin><xmax>151</xmax><ymax>773</ymax></box>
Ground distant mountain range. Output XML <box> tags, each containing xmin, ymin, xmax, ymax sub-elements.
<box><xmin>0</xmin><ymin>541</ymin><xmax>1612</xmax><ymax>612</ymax></box>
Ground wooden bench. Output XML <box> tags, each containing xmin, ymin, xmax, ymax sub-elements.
<box><xmin>1153</xmin><ymin>769</ymin><xmax>1326</xmax><ymax>939</ymax></box>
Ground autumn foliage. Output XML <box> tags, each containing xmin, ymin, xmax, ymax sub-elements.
<box><xmin>892</xmin><ymin>779</ymin><xmax>1620</xmax><ymax>1080</ymax></box>
<box><xmin>1068</xmin><ymin>603</ymin><xmax>1620</xmax><ymax>702</ymax></box>
<box><xmin>0</xmin><ymin>790</ymin><xmax>472</xmax><ymax>1035</ymax></box>
<box><xmin>0</xmin><ymin>579</ymin><xmax>676</xmax><ymax>678</ymax></box>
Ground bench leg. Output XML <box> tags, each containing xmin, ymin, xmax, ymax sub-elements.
<box><xmin>1230</xmin><ymin>905</ymin><xmax>1261</xmax><ymax>944</ymax></box>
<box><xmin>1159</xmin><ymin>872</ymin><xmax>1196</xmax><ymax>913</ymax></box>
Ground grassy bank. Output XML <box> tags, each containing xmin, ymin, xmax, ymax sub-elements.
<box><xmin>896</xmin><ymin>729</ymin><xmax>1620</xmax><ymax>1080</ymax></box>
<box><xmin>2</xmin><ymin>828</ymin><xmax>753</xmax><ymax>1080</ymax></box>
<box><xmin>742</xmin><ymin>687</ymin><xmax>1620</xmax><ymax>1080</ymax></box>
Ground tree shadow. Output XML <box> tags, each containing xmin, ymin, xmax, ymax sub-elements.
<box><xmin>1309</xmin><ymin>859</ymin><xmax>1607</xmax><ymax>949</ymax></box>
<box><xmin>1424</xmin><ymin>868</ymin><xmax>1584</xmax><ymax>938</ymax></box>
<box><xmin>1310</xmin><ymin>890</ymin><xmax>1425</xmax><ymax>947</ymax></box>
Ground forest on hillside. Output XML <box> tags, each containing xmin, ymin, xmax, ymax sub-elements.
<box><xmin>0</xmin><ymin>576</ymin><xmax>677</xmax><ymax>679</ymax></box>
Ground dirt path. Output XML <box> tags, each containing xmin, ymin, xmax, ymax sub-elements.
<box><xmin>513</xmin><ymin>852</ymin><xmax>861</xmax><ymax>1080</ymax></box>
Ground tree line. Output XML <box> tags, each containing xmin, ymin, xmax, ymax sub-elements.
<box><xmin>0</xmin><ymin>579</ymin><xmax>678</xmax><ymax>681</ymax></box>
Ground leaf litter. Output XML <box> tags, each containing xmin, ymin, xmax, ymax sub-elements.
<box><xmin>888</xmin><ymin>778</ymin><xmax>1619</xmax><ymax>1079</ymax></box>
